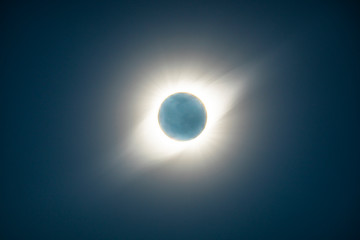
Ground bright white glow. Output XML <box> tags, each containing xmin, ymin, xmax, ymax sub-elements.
<box><xmin>118</xmin><ymin>61</ymin><xmax>247</xmax><ymax>172</ymax></box>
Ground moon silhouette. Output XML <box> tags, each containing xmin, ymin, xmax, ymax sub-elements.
<box><xmin>158</xmin><ymin>92</ymin><xmax>207</xmax><ymax>141</ymax></box>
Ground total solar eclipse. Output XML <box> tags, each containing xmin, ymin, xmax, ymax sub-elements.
<box><xmin>158</xmin><ymin>92</ymin><xmax>207</xmax><ymax>141</ymax></box>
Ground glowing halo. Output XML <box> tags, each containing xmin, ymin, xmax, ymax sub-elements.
<box><xmin>115</xmin><ymin>57</ymin><xmax>249</xmax><ymax>173</ymax></box>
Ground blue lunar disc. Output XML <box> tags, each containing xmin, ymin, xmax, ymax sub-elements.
<box><xmin>158</xmin><ymin>92</ymin><xmax>207</xmax><ymax>141</ymax></box>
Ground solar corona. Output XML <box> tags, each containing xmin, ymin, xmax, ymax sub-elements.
<box><xmin>118</xmin><ymin>67</ymin><xmax>245</xmax><ymax>171</ymax></box>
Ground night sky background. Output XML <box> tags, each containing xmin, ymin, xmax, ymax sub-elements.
<box><xmin>2</xmin><ymin>0</ymin><xmax>360</xmax><ymax>239</ymax></box>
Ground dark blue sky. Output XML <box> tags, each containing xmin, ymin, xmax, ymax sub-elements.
<box><xmin>2</xmin><ymin>0</ymin><xmax>360</xmax><ymax>239</ymax></box>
